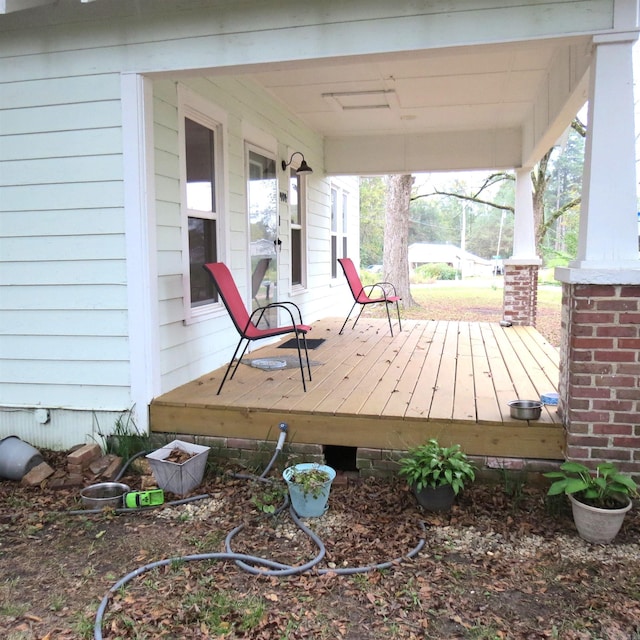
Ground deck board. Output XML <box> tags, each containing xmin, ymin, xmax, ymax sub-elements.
<box><xmin>151</xmin><ymin>318</ymin><xmax>565</xmax><ymax>460</ymax></box>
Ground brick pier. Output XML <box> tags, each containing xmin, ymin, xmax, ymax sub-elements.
<box><xmin>559</xmin><ymin>283</ymin><xmax>640</xmax><ymax>477</ymax></box>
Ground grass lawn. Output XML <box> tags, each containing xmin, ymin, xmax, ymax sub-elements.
<box><xmin>406</xmin><ymin>278</ymin><xmax>562</xmax><ymax>347</ymax></box>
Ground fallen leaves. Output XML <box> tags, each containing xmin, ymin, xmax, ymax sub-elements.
<box><xmin>1</xmin><ymin>462</ymin><xmax>640</xmax><ymax>639</ymax></box>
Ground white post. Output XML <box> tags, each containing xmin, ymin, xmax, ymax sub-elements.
<box><xmin>122</xmin><ymin>73</ymin><xmax>159</xmax><ymax>433</ymax></box>
<box><xmin>570</xmin><ymin>35</ymin><xmax>639</xmax><ymax>271</ymax></box>
<box><xmin>510</xmin><ymin>168</ymin><xmax>540</xmax><ymax>263</ymax></box>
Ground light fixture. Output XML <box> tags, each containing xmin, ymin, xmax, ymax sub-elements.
<box><xmin>281</xmin><ymin>151</ymin><xmax>313</xmax><ymax>174</ymax></box>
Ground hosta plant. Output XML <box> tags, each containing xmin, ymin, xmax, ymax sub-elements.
<box><xmin>545</xmin><ymin>461</ymin><xmax>638</xmax><ymax>509</ymax></box>
<box><xmin>398</xmin><ymin>439</ymin><xmax>475</xmax><ymax>495</ymax></box>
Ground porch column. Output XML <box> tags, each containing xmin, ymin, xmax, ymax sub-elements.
<box><xmin>555</xmin><ymin>34</ymin><xmax>640</xmax><ymax>476</ymax></box>
<box><xmin>503</xmin><ymin>168</ymin><xmax>541</xmax><ymax>326</ymax></box>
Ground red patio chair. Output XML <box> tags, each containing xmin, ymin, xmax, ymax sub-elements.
<box><xmin>337</xmin><ymin>258</ymin><xmax>402</xmax><ymax>336</ymax></box>
<box><xmin>203</xmin><ymin>262</ymin><xmax>312</xmax><ymax>394</ymax></box>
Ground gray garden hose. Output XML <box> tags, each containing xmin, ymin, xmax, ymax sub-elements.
<box><xmin>93</xmin><ymin>424</ymin><xmax>426</xmax><ymax>639</ymax></box>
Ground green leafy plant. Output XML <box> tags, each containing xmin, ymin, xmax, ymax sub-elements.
<box><xmin>398</xmin><ymin>439</ymin><xmax>475</xmax><ymax>494</ymax></box>
<box><xmin>287</xmin><ymin>465</ymin><xmax>331</xmax><ymax>498</ymax></box>
<box><xmin>544</xmin><ymin>461</ymin><xmax>638</xmax><ymax>509</ymax></box>
<box><xmin>250</xmin><ymin>481</ymin><xmax>286</xmax><ymax>514</ymax></box>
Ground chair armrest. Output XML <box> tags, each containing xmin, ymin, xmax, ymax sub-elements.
<box><xmin>362</xmin><ymin>281</ymin><xmax>398</xmax><ymax>300</ymax></box>
<box><xmin>248</xmin><ymin>301</ymin><xmax>306</xmax><ymax>330</ymax></box>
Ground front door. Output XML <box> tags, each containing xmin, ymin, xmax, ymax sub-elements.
<box><xmin>247</xmin><ymin>147</ymin><xmax>278</xmax><ymax>327</ymax></box>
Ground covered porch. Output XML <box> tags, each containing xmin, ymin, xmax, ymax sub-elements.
<box><xmin>150</xmin><ymin>318</ymin><xmax>563</xmax><ymax>461</ymax></box>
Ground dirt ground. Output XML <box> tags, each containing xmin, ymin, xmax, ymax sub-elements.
<box><xmin>1</xmin><ymin>450</ymin><xmax>639</xmax><ymax>640</ymax></box>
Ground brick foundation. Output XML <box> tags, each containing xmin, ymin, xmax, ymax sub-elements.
<box><xmin>559</xmin><ymin>283</ymin><xmax>640</xmax><ymax>476</ymax></box>
<box><xmin>503</xmin><ymin>264</ymin><xmax>539</xmax><ymax>326</ymax></box>
<box><xmin>169</xmin><ymin>437</ymin><xmax>563</xmax><ymax>481</ymax></box>
<box><xmin>168</xmin><ymin>434</ymin><xmax>325</xmax><ymax>469</ymax></box>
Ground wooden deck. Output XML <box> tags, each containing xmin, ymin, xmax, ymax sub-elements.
<box><xmin>150</xmin><ymin>318</ymin><xmax>565</xmax><ymax>460</ymax></box>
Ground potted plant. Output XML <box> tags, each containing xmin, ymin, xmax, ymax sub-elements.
<box><xmin>398</xmin><ymin>439</ymin><xmax>475</xmax><ymax>511</ymax></box>
<box><xmin>544</xmin><ymin>461</ymin><xmax>638</xmax><ymax>544</ymax></box>
<box><xmin>283</xmin><ymin>463</ymin><xmax>336</xmax><ymax>517</ymax></box>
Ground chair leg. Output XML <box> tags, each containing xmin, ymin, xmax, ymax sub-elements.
<box><xmin>217</xmin><ymin>359</ymin><xmax>236</xmax><ymax>395</ymax></box>
<box><xmin>302</xmin><ymin>334</ymin><xmax>312</xmax><ymax>381</ymax></box>
<box><xmin>351</xmin><ymin>304</ymin><xmax>365</xmax><ymax>331</ymax></box>
<box><xmin>385</xmin><ymin>301</ymin><xmax>394</xmax><ymax>337</ymax></box>
<box><xmin>217</xmin><ymin>338</ymin><xmax>247</xmax><ymax>395</ymax></box>
<box><xmin>229</xmin><ymin>340</ymin><xmax>251</xmax><ymax>381</ymax></box>
<box><xmin>395</xmin><ymin>300</ymin><xmax>402</xmax><ymax>333</ymax></box>
<box><xmin>339</xmin><ymin>302</ymin><xmax>359</xmax><ymax>335</ymax></box>
<box><xmin>293</xmin><ymin>332</ymin><xmax>310</xmax><ymax>392</ymax></box>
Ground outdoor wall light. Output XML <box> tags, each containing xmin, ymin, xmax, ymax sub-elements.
<box><xmin>281</xmin><ymin>151</ymin><xmax>313</xmax><ymax>174</ymax></box>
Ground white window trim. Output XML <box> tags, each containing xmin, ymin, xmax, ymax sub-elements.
<box><xmin>289</xmin><ymin>166</ymin><xmax>308</xmax><ymax>293</ymax></box>
<box><xmin>330</xmin><ymin>182</ymin><xmax>350</xmax><ymax>280</ymax></box>
<box><xmin>177</xmin><ymin>84</ymin><xmax>229</xmax><ymax>324</ymax></box>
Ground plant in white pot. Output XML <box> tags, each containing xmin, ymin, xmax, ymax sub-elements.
<box><xmin>283</xmin><ymin>463</ymin><xmax>336</xmax><ymax>517</ymax></box>
<box><xmin>544</xmin><ymin>461</ymin><xmax>638</xmax><ymax>544</ymax></box>
<box><xmin>398</xmin><ymin>439</ymin><xmax>475</xmax><ymax>511</ymax></box>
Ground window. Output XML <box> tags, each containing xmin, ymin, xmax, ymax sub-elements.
<box><xmin>179</xmin><ymin>89</ymin><xmax>226</xmax><ymax>320</ymax></box>
<box><xmin>289</xmin><ymin>169</ymin><xmax>306</xmax><ymax>287</ymax></box>
<box><xmin>330</xmin><ymin>184</ymin><xmax>349</xmax><ymax>279</ymax></box>
<box><xmin>186</xmin><ymin>118</ymin><xmax>218</xmax><ymax>308</ymax></box>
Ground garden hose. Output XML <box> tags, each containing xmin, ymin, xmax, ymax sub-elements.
<box><xmin>93</xmin><ymin>424</ymin><xmax>426</xmax><ymax>639</ymax></box>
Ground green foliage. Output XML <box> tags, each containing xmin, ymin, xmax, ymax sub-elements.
<box><xmin>413</xmin><ymin>263</ymin><xmax>459</xmax><ymax>282</ymax></box>
<box><xmin>250</xmin><ymin>481</ymin><xmax>286</xmax><ymax>514</ymax></box>
<box><xmin>544</xmin><ymin>461</ymin><xmax>638</xmax><ymax>509</ymax></box>
<box><xmin>359</xmin><ymin>177</ymin><xmax>387</xmax><ymax>266</ymax></box>
<box><xmin>287</xmin><ymin>465</ymin><xmax>331</xmax><ymax>498</ymax></box>
<box><xmin>398</xmin><ymin>439</ymin><xmax>475</xmax><ymax>495</ymax></box>
<box><xmin>94</xmin><ymin>408</ymin><xmax>154</xmax><ymax>460</ymax></box>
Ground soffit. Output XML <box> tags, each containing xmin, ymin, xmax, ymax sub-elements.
<box><xmin>249</xmin><ymin>39</ymin><xmax>583</xmax><ymax>139</ymax></box>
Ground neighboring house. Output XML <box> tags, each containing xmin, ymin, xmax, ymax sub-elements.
<box><xmin>1</xmin><ymin>1</ymin><xmax>638</xmax><ymax>474</ymax></box>
<box><xmin>408</xmin><ymin>243</ymin><xmax>493</xmax><ymax>278</ymax></box>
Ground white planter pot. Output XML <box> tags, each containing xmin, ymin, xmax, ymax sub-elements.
<box><xmin>146</xmin><ymin>440</ymin><xmax>210</xmax><ymax>496</ymax></box>
<box><xmin>569</xmin><ymin>494</ymin><xmax>631</xmax><ymax>544</ymax></box>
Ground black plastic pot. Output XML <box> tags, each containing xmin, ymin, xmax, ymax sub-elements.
<box><xmin>413</xmin><ymin>483</ymin><xmax>456</xmax><ymax>511</ymax></box>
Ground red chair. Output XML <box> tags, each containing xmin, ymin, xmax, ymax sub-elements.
<box><xmin>203</xmin><ymin>262</ymin><xmax>312</xmax><ymax>394</ymax></box>
<box><xmin>338</xmin><ymin>258</ymin><xmax>402</xmax><ymax>336</ymax></box>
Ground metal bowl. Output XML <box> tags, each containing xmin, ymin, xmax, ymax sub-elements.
<box><xmin>80</xmin><ymin>482</ymin><xmax>130</xmax><ymax>509</ymax></box>
<box><xmin>508</xmin><ymin>400</ymin><xmax>542</xmax><ymax>420</ymax></box>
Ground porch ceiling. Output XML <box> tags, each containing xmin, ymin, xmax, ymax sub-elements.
<box><xmin>248</xmin><ymin>38</ymin><xmax>590</xmax><ymax>174</ymax></box>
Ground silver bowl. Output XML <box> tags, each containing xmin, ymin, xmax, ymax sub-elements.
<box><xmin>80</xmin><ymin>482</ymin><xmax>130</xmax><ymax>509</ymax></box>
<box><xmin>508</xmin><ymin>400</ymin><xmax>542</xmax><ymax>420</ymax></box>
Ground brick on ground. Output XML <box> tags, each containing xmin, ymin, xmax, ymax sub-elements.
<box><xmin>49</xmin><ymin>475</ymin><xmax>85</xmax><ymax>490</ymax></box>
<box><xmin>67</xmin><ymin>443</ymin><xmax>101</xmax><ymax>469</ymax></box>
<box><xmin>100</xmin><ymin>456</ymin><xmax>123</xmax><ymax>481</ymax></box>
<box><xmin>21</xmin><ymin>462</ymin><xmax>55</xmax><ymax>486</ymax></box>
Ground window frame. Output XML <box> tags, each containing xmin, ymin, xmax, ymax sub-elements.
<box><xmin>178</xmin><ymin>86</ymin><xmax>228</xmax><ymax>324</ymax></box>
<box><xmin>330</xmin><ymin>183</ymin><xmax>350</xmax><ymax>279</ymax></box>
<box><xmin>289</xmin><ymin>167</ymin><xmax>307</xmax><ymax>291</ymax></box>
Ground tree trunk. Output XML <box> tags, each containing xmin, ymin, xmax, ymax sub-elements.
<box><xmin>383</xmin><ymin>174</ymin><xmax>415</xmax><ymax>307</ymax></box>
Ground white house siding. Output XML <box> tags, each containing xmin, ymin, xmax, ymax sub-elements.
<box><xmin>0</xmin><ymin>67</ymin><xmax>133</xmax><ymax>447</ymax></box>
<box><xmin>152</xmin><ymin>76</ymin><xmax>356</xmax><ymax>395</ymax></box>
<box><xmin>3</xmin><ymin>0</ymin><xmax>611</xmax><ymax>448</ymax></box>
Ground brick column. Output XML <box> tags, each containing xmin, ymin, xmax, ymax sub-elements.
<box><xmin>559</xmin><ymin>283</ymin><xmax>640</xmax><ymax>476</ymax></box>
<box><xmin>502</xmin><ymin>263</ymin><xmax>539</xmax><ymax>326</ymax></box>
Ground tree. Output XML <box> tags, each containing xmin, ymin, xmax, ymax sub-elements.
<box><xmin>384</xmin><ymin>175</ymin><xmax>415</xmax><ymax>306</ymax></box>
<box><xmin>413</xmin><ymin>118</ymin><xmax>585</xmax><ymax>260</ymax></box>
<box><xmin>359</xmin><ymin>177</ymin><xmax>386</xmax><ymax>266</ymax></box>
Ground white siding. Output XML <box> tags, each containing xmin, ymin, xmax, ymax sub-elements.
<box><xmin>151</xmin><ymin>76</ymin><xmax>355</xmax><ymax>394</ymax></box>
<box><xmin>0</xmin><ymin>69</ymin><xmax>131</xmax><ymax>446</ymax></box>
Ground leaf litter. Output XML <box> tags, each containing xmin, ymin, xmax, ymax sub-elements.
<box><xmin>1</xmin><ymin>453</ymin><xmax>639</xmax><ymax>639</ymax></box>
